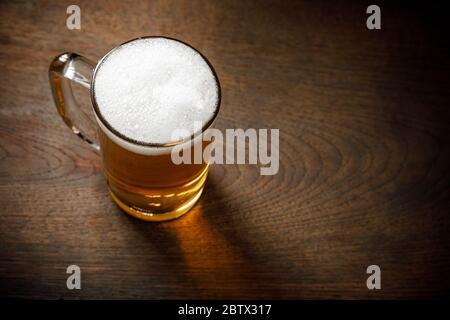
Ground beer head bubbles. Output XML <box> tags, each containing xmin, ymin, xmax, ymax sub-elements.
<box><xmin>93</xmin><ymin>37</ymin><xmax>219</xmax><ymax>148</ymax></box>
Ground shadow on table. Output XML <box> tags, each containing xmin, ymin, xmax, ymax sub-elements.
<box><xmin>118</xmin><ymin>172</ymin><xmax>291</xmax><ymax>298</ymax></box>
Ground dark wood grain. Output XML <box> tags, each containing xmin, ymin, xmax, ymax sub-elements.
<box><xmin>1</xmin><ymin>0</ymin><xmax>450</xmax><ymax>299</ymax></box>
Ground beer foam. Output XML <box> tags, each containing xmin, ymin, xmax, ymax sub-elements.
<box><xmin>93</xmin><ymin>37</ymin><xmax>219</xmax><ymax>150</ymax></box>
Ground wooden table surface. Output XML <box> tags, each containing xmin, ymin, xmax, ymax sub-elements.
<box><xmin>1</xmin><ymin>0</ymin><xmax>449</xmax><ymax>299</ymax></box>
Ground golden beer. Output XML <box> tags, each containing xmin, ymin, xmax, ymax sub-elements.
<box><xmin>98</xmin><ymin>129</ymin><xmax>209</xmax><ymax>221</ymax></box>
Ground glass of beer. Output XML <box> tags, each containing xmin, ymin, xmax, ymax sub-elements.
<box><xmin>49</xmin><ymin>36</ymin><xmax>221</xmax><ymax>221</ymax></box>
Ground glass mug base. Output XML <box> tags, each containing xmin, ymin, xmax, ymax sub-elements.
<box><xmin>108</xmin><ymin>186</ymin><xmax>204</xmax><ymax>222</ymax></box>
<box><xmin>106</xmin><ymin>165</ymin><xmax>209</xmax><ymax>222</ymax></box>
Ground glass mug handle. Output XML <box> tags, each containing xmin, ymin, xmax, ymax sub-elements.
<box><xmin>48</xmin><ymin>52</ymin><xmax>100</xmax><ymax>151</ymax></box>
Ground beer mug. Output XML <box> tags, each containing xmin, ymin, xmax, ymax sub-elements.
<box><xmin>49</xmin><ymin>36</ymin><xmax>221</xmax><ymax>221</ymax></box>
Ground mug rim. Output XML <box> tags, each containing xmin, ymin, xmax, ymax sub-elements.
<box><xmin>90</xmin><ymin>35</ymin><xmax>221</xmax><ymax>148</ymax></box>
